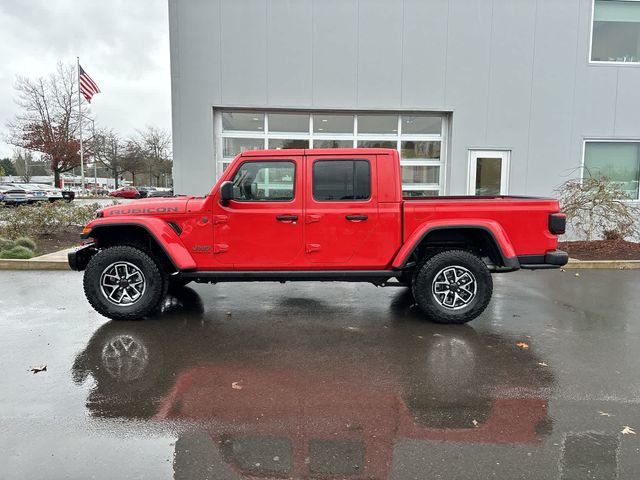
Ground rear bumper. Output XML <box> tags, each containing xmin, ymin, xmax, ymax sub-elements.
<box><xmin>518</xmin><ymin>250</ymin><xmax>569</xmax><ymax>270</ymax></box>
<box><xmin>68</xmin><ymin>244</ymin><xmax>98</xmax><ymax>271</ymax></box>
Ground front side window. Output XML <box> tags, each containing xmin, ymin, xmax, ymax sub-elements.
<box><xmin>231</xmin><ymin>161</ymin><xmax>295</xmax><ymax>201</ymax></box>
<box><xmin>583</xmin><ymin>141</ymin><xmax>640</xmax><ymax>199</ymax></box>
<box><xmin>591</xmin><ymin>0</ymin><xmax>640</xmax><ymax>62</ymax></box>
<box><xmin>312</xmin><ymin>160</ymin><xmax>371</xmax><ymax>201</ymax></box>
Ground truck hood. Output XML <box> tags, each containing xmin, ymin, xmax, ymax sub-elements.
<box><xmin>100</xmin><ymin>196</ymin><xmax>194</xmax><ymax>217</ymax></box>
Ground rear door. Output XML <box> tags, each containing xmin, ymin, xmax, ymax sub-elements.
<box><xmin>304</xmin><ymin>155</ymin><xmax>379</xmax><ymax>266</ymax></box>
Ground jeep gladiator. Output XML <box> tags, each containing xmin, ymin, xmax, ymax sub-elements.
<box><xmin>69</xmin><ymin>148</ymin><xmax>567</xmax><ymax>323</ymax></box>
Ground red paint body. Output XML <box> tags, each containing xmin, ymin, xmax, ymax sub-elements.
<box><xmin>85</xmin><ymin>149</ymin><xmax>562</xmax><ymax>272</ymax></box>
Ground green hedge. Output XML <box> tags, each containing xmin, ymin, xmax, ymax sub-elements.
<box><xmin>0</xmin><ymin>202</ymin><xmax>101</xmax><ymax>238</ymax></box>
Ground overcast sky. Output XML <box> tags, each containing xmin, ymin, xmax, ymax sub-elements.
<box><xmin>0</xmin><ymin>0</ymin><xmax>171</xmax><ymax>158</ymax></box>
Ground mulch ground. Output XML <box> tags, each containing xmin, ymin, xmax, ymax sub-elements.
<box><xmin>559</xmin><ymin>240</ymin><xmax>640</xmax><ymax>261</ymax></box>
<box><xmin>35</xmin><ymin>228</ymin><xmax>82</xmax><ymax>256</ymax></box>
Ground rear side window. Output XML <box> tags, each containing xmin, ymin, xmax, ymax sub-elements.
<box><xmin>312</xmin><ymin>160</ymin><xmax>371</xmax><ymax>201</ymax></box>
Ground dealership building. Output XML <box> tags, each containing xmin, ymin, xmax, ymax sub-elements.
<box><xmin>169</xmin><ymin>0</ymin><xmax>640</xmax><ymax>200</ymax></box>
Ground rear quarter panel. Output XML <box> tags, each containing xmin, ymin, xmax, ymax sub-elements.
<box><xmin>402</xmin><ymin>197</ymin><xmax>560</xmax><ymax>258</ymax></box>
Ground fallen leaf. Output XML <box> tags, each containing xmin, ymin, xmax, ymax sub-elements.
<box><xmin>538</xmin><ymin>362</ymin><xmax>548</xmax><ymax>367</ymax></box>
<box><xmin>621</xmin><ymin>426</ymin><xmax>636</xmax><ymax>435</ymax></box>
<box><xmin>516</xmin><ymin>341</ymin><xmax>529</xmax><ymax>349</ymax></box>
<box><xmin>598</xmin><ymin>411</ymin><xmax>613</xmax><ymax>417</ymax></box>
<box><xmin>232</xmin><ymin>381</ymin><xmax>243</xmax><ymax>390</ymax></box>
<box><xmin>472</xmin><ymin>419</ymin><xmax>479</xmax><ymax>428</ymax></box>
<box><xmin>30</xmin><ymin>365</ymin><xmax>47</xmax><ymax>374</ymax></box>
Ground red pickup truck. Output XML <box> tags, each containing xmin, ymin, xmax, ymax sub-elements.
<box><xmin>69</xmin><ymin>148</ymin><xmax>567</xmax><ymax>323</ymax></box>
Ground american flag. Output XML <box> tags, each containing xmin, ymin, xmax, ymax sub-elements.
<box><xmin>79</xmin><ymin>65</ymin><xmax>100</xmax><ymax>103</ymax></box>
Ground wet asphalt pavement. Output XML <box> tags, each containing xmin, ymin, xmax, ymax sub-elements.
<box><xmin>1</xmin><ymin>269</ymin><xmax>639</xmax><ymax>479</ymax></box>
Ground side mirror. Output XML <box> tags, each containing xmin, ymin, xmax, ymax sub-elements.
<box><xmin>219</xmin><ymin>181</ymin><xmax>233</xmax><ymax>206</ymax></box>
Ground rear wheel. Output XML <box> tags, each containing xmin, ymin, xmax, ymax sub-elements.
<box><xmin>412</xmin><ymin>249</ymin><xmax>492</xmax><ymax>324</ymax></box>
<box><xmin>83</xmin><ymin>246</ymin><xmax>166</xmax><ymax>320</ymax></box>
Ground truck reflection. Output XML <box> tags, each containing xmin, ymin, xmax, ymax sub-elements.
<box><xmin>73</xmin><ymin>287</ymin><xmax>554</xmax><ymax>479</ymax></box>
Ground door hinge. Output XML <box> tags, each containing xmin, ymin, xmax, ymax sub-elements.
<box><xmin>213</xmin><ymin>215</ymin><xmax>228</xmax><ymax>225</ymax></box>
<box><xmin>306</xmin><ymin>214</ymin><xmax>322</xmax><ymax>224</ymax></box>
<box><xmin>305</xmin><ymin>243</ymin><xmax>321</xmax><ymax>253</ymax></box>
<box><xmin>213</xmin><ymin>243</ymin><xmax>229</xmax><ymax>254</ymax></box>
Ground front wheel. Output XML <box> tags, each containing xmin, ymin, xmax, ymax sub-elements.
<box><xmin>412</xmin><ymin>250</ymin><xmax>493</xmax><ymax>324</ymax></box>
<box><xmin>83</xmin><ymin>246</ymin><xmax>166</xmax><ymax>320</ymax></box>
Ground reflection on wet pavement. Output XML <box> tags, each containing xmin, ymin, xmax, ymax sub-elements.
<box><xmin>2</xmin><ymin>270</ymin><xmax>640</xmax><ymax>479</ymax></box>
<box><xmin>73</xmin><ymin>286</ymin><xmax>555</xmax><ymax>479</ymax></box>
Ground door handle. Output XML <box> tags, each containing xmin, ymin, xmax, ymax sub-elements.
<box><xmin>276</xmin><ymin>215</ymin><xmax>298</xmax><ymax>222</ymax></box>
<box><xmin>345</xmin><ymin>215</ymin><xmax>368</xmax><ymax>221</ymax></box>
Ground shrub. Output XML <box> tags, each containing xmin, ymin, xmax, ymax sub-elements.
<box><xmin>0</xmin><ymin>245</ymin><xmax>35</xmax><ymax>259</ymax></box>
<box><xmin>14</xmin><ymin>236</ymin><xmax>37</xmax><ymax>251</ymax></box>
<box><xmin>0</xmin><ymin>237</ymin><xmax>14</xmax><ymax>250</ymax></box>
<box><xmin>555</xmin><ymin>176</ymin><xmax>640</xmax><ymax>241</ymax></box>
<box><xmin>0</xmin><ymin>202</ymin><xmax>101</xmax><ymax>239</ymax></box>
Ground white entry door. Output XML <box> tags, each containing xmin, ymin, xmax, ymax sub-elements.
<box><xmin>467</xmin><ymin>150</ymin><xmax>510</xmax><ymax>195</ymax></box>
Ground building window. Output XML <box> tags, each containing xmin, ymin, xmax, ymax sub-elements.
<box><xmin>583</xmin><ymin>141</ymin><xmax>640</xmax><ymax>199</ymax></box>
<box><xmin>591</xmin><ymin>0</ymin><xmax>640</xmax><ymax>63</ymax></box>
<box><xmin>214</xmin><ymin>110</ymin><xmax>446</xmax><ymax>196</ymax></box>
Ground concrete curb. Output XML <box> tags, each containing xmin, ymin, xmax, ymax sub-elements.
<box><xmin>0</xmin><ymin>258</ymin><xmax>71</xmax><ymax>270</ymax></box>
<box><xmin>0</xmin><ymin>247</ymin><xmax>74</xmax><ymax>271</ymax></box>
<box><xmin>565</xmin><ymin>259</ymin><xmax>640</xmax><ymax>269</ymax></box>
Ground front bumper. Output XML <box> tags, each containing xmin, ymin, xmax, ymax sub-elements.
<box><xmin>68</xmin><ymin>244</ymin><xmax>98</xmax><ymax>271</ymax></box>
<box><xmin>519</xmin><ymin>250</ymin><xmax>569</xmax><ymax>270</ymax></box>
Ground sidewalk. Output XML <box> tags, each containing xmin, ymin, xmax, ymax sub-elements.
<box><xmin>1</xmin><ymin>248</ymin><xmax>639</xmax><ymax>271</ymax></box>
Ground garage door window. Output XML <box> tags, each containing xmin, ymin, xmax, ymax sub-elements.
<box><xmin>214</xmin><ymin>110</ymin><xmax>447</xmax><ymax>196</ymax></box>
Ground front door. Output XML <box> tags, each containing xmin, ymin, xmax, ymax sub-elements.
<box><xmin>468</xmin><ymin>150</ymin><xmax>510</xmax><ymax>195</ymax></box>
<box><xmin>213</xmin><ymin>157</ymin><xmax>303</xmax><ymax>267</ymax></box>
<box><xmin>304</xmin><ymin>155</ymin><xmax>379</xmax><ymax>266</ymax></box>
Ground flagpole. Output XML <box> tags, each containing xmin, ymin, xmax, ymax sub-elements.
<box><xmin>77</xmin><ymin>56</ymin><xmax>85</xmax><ymax>194</ymax></box>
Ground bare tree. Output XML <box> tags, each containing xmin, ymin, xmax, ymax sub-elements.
<box><xmin>134</xmin><ymin>126</ymin><xmax>172</xmax><ymax>186</ymax></box>
<box><xmin>7</xmin><ymin>63</ymin><xmax>90</xmax><ymax>186</ymax></box>
<box><xmin>120</xmin><ymin>140</ymin><xmax>145</xmax><ymax>185</ymax></box>
<box><xmin>556</xmin><ymin>176</ymin><xmax>639</xmax><ymax>241</ymax></box>
<box><xmin>92</xmin><ymin>129</ymin><xmax>127</xmax><ymax>189</ymax></box>
<box><xmin>13</xmin><ymin>149</ymin><xmax>34</xmax><ymax>183</ymax></box>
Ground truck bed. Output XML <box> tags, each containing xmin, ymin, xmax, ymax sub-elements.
<box><xmin>401</xmin><ymin>196</ymin><xmax>561</xmax><ymax>259</ymax></box>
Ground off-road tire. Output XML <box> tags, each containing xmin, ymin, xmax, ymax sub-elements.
<box><xmin>412</xmin><ymin>249</ymin><xmax>492</xmax><ymax>324</ymax></box>
<box><xmin>83</xmin><ymin>246</ymin><xmax>166</xmax><ymax>321</ymax></box>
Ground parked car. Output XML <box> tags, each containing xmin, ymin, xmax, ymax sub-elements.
<box><xmin>0</xmin><ymin>184</ymin><xmax>30</xmax><ymax>205</ymax></box>
<box><xmin>70</xmin><ymin>148</ymin><xmax>568</xmax><ymax>323</ymax></box>
<box><xmin>146</xmin><ymin>188</ymin><xmax>174</xmax><ymax>198</ymax></box>
<box><xmin>108</xmin><ymin>186</ymin><xmax>141</xmax><ymax>199</ymax></box>
<box><xmin>61</xmin><ymin>189</ymin><xmax>75</xmax><ymax>202</ymax></box>
<box><xmin>136</xmin><ymin>186</ymin><xmax>156</xmax><ymax>198</ymax></box>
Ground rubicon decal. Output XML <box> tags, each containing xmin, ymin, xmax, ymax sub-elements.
<box><xmin>110</xmin><ymin>207</ymin><xmax>180</xmax><ymax>215</ymax></box>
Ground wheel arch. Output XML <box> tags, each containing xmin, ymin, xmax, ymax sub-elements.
<box><xmin>82</xmin><ymin>220</ymin><xmax>197</xmax><ymax>272</ymax></box>
<box><xmin>392</xmin><ymin>222</ymin><xmax>519</xmax><ymax>271</ymax></box>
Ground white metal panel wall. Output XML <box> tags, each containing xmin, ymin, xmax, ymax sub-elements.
<box><xmin>170</xmin><ymin>0</ymin><xmax>640</xmax><ymax>196</ymax></box>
